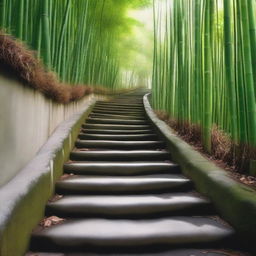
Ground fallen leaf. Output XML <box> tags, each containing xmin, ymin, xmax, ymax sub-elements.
<box><xmin>40</xmin><ymin>216</ymin><xmax>65</xmax><ymax>228</ymax></box>
<box><xmin>49</xmin><ymin>194</ymin><xmax>63</xmax><ymax>202</ymax></box>
<box><xmin>60</xmin><ymin>173</ymin><xmax>74</xmax><ymax>180</ymax></box>
<box><xmin>43</xmin><ymin>219</ymin><xmax>52</xmax><ymax>227</ymax></box>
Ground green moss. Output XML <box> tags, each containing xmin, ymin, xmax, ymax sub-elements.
<box><xmin>0</xmin><ymin>173</ymin><xmax>50</xmax><ymax>256</ymax></box>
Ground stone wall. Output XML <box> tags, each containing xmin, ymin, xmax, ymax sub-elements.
<box><xmin>0</xmin><ymin>71</ymin><xmax>103</xmax><ymax>187</ymax></box>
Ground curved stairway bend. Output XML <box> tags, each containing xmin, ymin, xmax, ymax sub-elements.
<box><xmin>28</xmin><ymin>92</ymin><xmax>246</xmax><ymax>255</ymax></box>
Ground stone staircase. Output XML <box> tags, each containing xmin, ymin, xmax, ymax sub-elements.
<box><xmin>28</xmin><ymin>93</ymin><xmax>245</xmax><ymax>255</ymax></box>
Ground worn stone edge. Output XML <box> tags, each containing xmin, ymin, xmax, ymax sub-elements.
<box><xmin>0</xmin><ymin>96</ymin><xmax>99</xmax><ymax>256</ymax></box>
<box><xmin>144</xmin><ymin>93</ymin><xmax>256</xmax><ymax>250</ymax></box>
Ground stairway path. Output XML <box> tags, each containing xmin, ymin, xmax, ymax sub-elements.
<box><xmin>28</xmin><ymin>92</ymin><xmax>247</xmax><ymax>255</ymax></box>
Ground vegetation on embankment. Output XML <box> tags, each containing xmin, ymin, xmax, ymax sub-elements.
<box><xmin>156</xmin><ymin>111</ymin><xmax>256</xmax><ymax>188</ymax></box>
<box><xmin>0</xmin><ymin>32</ymin><xmax>128</xmax><ymax>103</ymax></box>
<box><xmin>0</xmin><ymin>32</ymin><xmax>90</xmax><ymax>103</ymax></box>
<box><xmin>0</xmin><ymin>0</ymin><xmax>152</xmax><ymax>91</ymax></box>
<box><xmin>152</xmin><ymin>0</ymin><xmax>256</xmax><ymax>175</ymax></box>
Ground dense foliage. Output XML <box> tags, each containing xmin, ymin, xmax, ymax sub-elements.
<box><xmin>152</xmin><ymin>0</ymin><xmax>256</xmax><ymax>172</ymax></box>
<box><xmin>0</xmin><ymin>0</ymin><xmax>150</xmax><ymax>88</ymax></box>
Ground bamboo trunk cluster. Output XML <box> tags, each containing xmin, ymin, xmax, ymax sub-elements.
<box><xmin>0</xmin><ymin>0</ymin><xmax>124</xmax><ymax>89</ymax></box>
<box><xmin>152</xmin><ymin>0</ymin><xmax>256</xmax><ymax>170</ymax></box>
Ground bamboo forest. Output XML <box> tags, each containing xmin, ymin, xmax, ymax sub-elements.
<box><xmin>1</xmin><ymin>0</ymin><xmax>256</xmax><ymax>255</ymax></box>
<box><xmin>152</xmin><ymin>0</ymin><xmax>256</xmax><ymax>172</ymax></box>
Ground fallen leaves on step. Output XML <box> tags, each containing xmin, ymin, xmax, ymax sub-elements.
<box><xmin>238</xmin><ymin>175</ymin><xmax>256</xmax><ymax>185</ymax></box>
<box><xmin>40</xmin><ymin>216</ymin><xmax>65</xmax><ymax>228</ymax></box>
<box><xmin>49</xmin><ymin>194</ymin><xmax>63</xmax><ymax>202</ymax></box>
<box><xmin>60</xmin><ymin>173</ymin><xmax>74</xmax><ymax>180</ymax></box>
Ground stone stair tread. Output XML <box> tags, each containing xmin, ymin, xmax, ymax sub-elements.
<box><xmin>82</xmin><ymin>123</ymin><xmax>152</xmax><ymax>130</ymax></box>
<box><xmin>63</xmin><ymin>161</ymin><xmax>179</xmax><ymax>175</ymax></box>
<box><xmin>90</xmin><ymin>114</ymin><xmax>146</xmax><ymax>120</ymax></box>
<box><xmin>28</xmin><ymin>94</ymin><xmax>243</xmax><ymax>255</ymax></box>
<box><xmin>96</xmin><ymin>107</ymin><xmax>143</xmax><ymax>110</ymax></box>
<box><xmin>92</xmin><ymin>110</ymin><xmax>145</xmax><ymax>116</ymax></box>
<box><xmin>92</xmin><ymin>107</ymin><xmax>144</xmax><ymax>112</ymax></box>
<box><xmin>91</xmin><ymin>112</ymin><xmax>145</xmax><ymax>118</ymax></box>
<box><xmin>93</xmin><ymin>107</ymin><xmax>145</xmax><ymax>113</ymax></box>
<box><xmin>86</xmin><ymin>118</ymin><xmax>148</xmax><ymax>125</ymax></box>
<box><xmin>91</xmin><ymin>111</ymin><xmax>145</xmax><ymax>116</ymax></box>
<box><xmin>75</xmin><ymin>139</ymin><xmax>165</xmax><ymax>150</ymax></box>
<box><xmin>78</xmin><ymin>133</ymin><xmax>158</xmax><ymax>141</ymax></box>
<box><xmin>93</xmin><ymin>108</ymin><xmax>145</xmax><ymax>113</ymax></box>
<box><xmin>93</xmin><ymin>104</ymin><xmax>144</xmax><ymax>109</ymax></box>
<box><xmin>26</xmin><ymin>249</ymin><xmax>247</xmax><ymax>256</ymax></box>
<box><xmin>30</xmin><ymin>217</ymin><xmax>235</xmax><ymax>251</ymax></box>
<box><xmin>95</xmin><ymin>105</ymin><xmax>144</xmax><ymax>110</ymax></box>
<box><xmin>46</xmin><ymin>193</ymin><xmax>212</xmax><ymax>217</ymax></box>
<box><xmin>96</xmin><ymin>101</ymin><xmax>143</xmax><ymax>105</ymax></box>
<box><xmin>70</xmin><ymin>150</ymin><xmax>170</xmax><ymax>161</ymax></box>
<box><xmin>97</xmin><ymin>101</ymin><xmax>143</xmax><ymax>104</ymax></box>
<box><xmin>81</xmin><ymin>129</ymin><xmax>155</xmax><ymax>134</ymax></box>
<box><xmin>56</xmin><ymin>174</ymin><xmax>192</xmax><ymax>194</ymax></box>
<box><xmin>96</xmin><ymin>102</ymin><xmax>143</xmax><ymax>105</ymax></box>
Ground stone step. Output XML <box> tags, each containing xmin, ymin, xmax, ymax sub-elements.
<box><xmin>91</xmin><ymin>110</ymin><xmax>145</xmax><ymax>117</ymax></box>
<box><xmin>94</xmin><ymin>107</ymin><xmax>145</xmax><ymax>113</ymax></box>
<box><xmin>28</xmin><ymin>94</ymin><xmax>243</xmax><ymax>255</ymax></box>
<box><xmin>105</xmin><ymin>98</ymin><xmax>143</xmax><ymax>102</ymax></box>
<box><xmin>81</xmin><ymin>128</ymin><xmax>155</xmax><ymax>134</ymax></box>
<box><xmin>92</xmin><ymin>109</ymin><xmax>145</xmax><ymax>116</ymax></box>
<box><xmin>78</xmin><ymin>133</ymin><xmax>158</xmax><ymax>141</ymax></box>
<box><xmin>94</xmin><ymin>102</ymin><xmax>145</xmax><ymax>110</ymax></box>
<box><xmin>75</xmin><ymin>139</ymin><xmax>165</xmax><ymax>150</ymax></box>
<box><xmin>70</xmin><ymin>150</ymin><xmax>170</xmax><ymax>161</ymax></box>
<box><xmin>96</xmin><ymin>102</ymin><xmax>143</xmax><ymax>107</ymax></box>
<box><xmin>82</xmin><ymin>123</ymin><xmax>152</xmax><ymax>130</ymax></box>
<box><xmin>86</xmin><ymin>117</ymin><xmax>148</xmax><ymax>125</ymax></box>
<box><xmin>26</xmin><ymin>249</ymin><xmax>246</xmax><ymax>256</ymax></box>
<box><xmin>95</xmin><ymin>103</ymin><xmax>144</xmax><ymax>110</ymax></box>
<box><xmin>97</xmin><ymin>99</ymin><xmax>143</xmax><ymax>102</ymax></box>
<box><xmin>56</xmin><ymin>175</ymin><xmax>191</xmax><ymax>195</ymax></box>
<box><xmin>93</xmin><ymin>107</ymin><xmax>144</xmax><ymax>114</ymax></box>
<box><xmin>30</xmin><ymin>217</ymin><xmax>235</xmax><ymax>253</ymax></box>
<box><xmin>46</xmin><ymin>193</ymin><xmax>213</xmax><ymax>218</ymax></box>
<box><xmin>93</xmin><ymin>107</ymin><xmax>145</xmax><ymax>113</ymax></box>
<box><xmin>90</xmin><ymin>113</ymin><xmax>146</xmax><ymax>120</ymax></box>
<box><xmin>63</xmin><ymin>161</ymin><xmax>179</xmax><ymax>176</ymax></box>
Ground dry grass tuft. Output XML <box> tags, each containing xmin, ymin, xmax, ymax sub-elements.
<box><xmin>0</xmin><ymin>32</ymin><xmax>38</xmax><ymax>82</ymax></box>
<box><xmin>156</xmin><ymin>111</ymin><xmax>202</xmax><ymax>148</ymax></box>
<box><xmin>70</xmin><ymin>85</ymin><xmax>93</xmax><ymax>101</ymax></box>
<box><xmin>0</xmin><ymin>31</ymin><xmax>120</xmax><ymax>103</ymax></box>
<box><xmin>211</xmin><ymin>124</ymin><xmax>233</xmax><ymax>165</ymax></box>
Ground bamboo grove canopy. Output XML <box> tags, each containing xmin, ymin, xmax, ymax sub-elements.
<box><xmin>152</xmin><ymin>0</ymin><xmax>256</xmax><ymax>170</ymax></box>
<box><xmin>0</xmin><ymin>0</ymin><xmax>151</xmax><ymax>89</ymax></box>
<box><xmin>2</xmin><ymin>0</ymin><xmax>256</xmax><ymax>171</ymax></box>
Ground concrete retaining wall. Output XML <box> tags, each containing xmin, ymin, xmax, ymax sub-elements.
<box><xmin>0</xmin><ymin>92</ymin><xmax>98</xmax><ymax>256</ymax></box>
<box><xmin>0</xmin><ymin>71</ymin><xmax>104</xmax><ymax>187</ymax></box>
